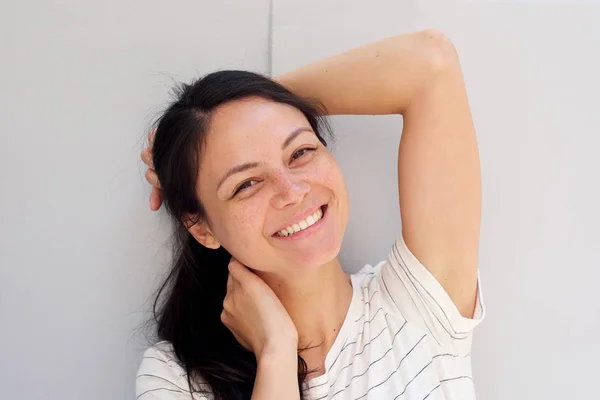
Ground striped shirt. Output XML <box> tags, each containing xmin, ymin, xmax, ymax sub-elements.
<box><xmin>136</xmin><ymin>233</ymin><xmax>485</xmax><ymax>399</ymax></box>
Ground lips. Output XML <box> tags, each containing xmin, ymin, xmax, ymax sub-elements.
<box><xmin>272</xmin><ymin>203</ymin><xmax>328</xmax><ymax>237</ymax></box>
<box><xmin>272</xmin><ymin>204</ymin><xmax>329</xmax><ymax>240</ymax></box>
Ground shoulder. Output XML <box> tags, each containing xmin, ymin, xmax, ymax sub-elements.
<box><xmin>138</xmin><ymin>341</ymin><xmax>183</xmax><ymax>376</ymax></box>
<box><xmin>136</xmin><ymin>341</ymin><xmax>213</xmax><ymax>400</ymax></box>
<box><xmin>351</xmin><ymin>261</ymin><xmax>385</xmax><ymax>281</ymax></box>
<box><xmin>350</xmin><ymin>260</ymin><xmax>386</xmax><ymax>296</ymax></box>
<box><xmin>141</xmin><ymin>340</ymin><xmax>178</xmax><ymax>362</ymax></box>
<box><xmin>349</xmin><ymin>260</ymin><xmax>387</xmax><ymax>299</ymax></box>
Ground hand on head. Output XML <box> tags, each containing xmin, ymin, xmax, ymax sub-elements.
<box><xmin>222</xmin><ymin>257</ymin><xmax>298</xmax><ymax>358</ymax></box>
<box><xmin>141</xmin><ymin>129</ymin><xmax>163</xmax><ymax>211</ymax></box>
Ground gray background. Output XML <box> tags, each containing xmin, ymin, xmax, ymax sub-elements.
<box><xmin>1</xmin><ymin>0</ymin><xmax>599</xmax><ymax>399</ymax></box>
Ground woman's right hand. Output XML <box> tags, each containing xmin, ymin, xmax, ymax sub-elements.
<box><xmin>222</xmin><ymin>258</ymin><xmax>299</xmax><ymax>360</ymax></box>
<box><xmin>141</xmin><ymin>129</ymin><xmax>163</xmax><ymax>211</ymax></box>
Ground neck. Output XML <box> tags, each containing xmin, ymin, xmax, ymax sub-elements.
<box><xmin>255</xmin><ymin>258</ymin><xmax>353</xmax><ymax>356</ymax></box>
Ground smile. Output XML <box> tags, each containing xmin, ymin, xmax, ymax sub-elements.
<box><xmin>274</xmin><ymin>205</ymin><xmax>328</xmax><ymax>238</ymax></box>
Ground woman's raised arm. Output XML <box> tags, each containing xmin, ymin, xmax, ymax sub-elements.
<box><xmin>275</xmin><ymin>29</ymin><xmax>482</xmax><ymax>319</ymax></box>
<box><xmin>273</xmin><ymin>29</ymin><xmax>449</xmax><ymax>116</ymax></box>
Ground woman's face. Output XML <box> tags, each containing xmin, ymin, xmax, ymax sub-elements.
<box><xmin>194</xmin><ymin>96</ymin><xmax>349</xmax><ymax>274</ymax></box>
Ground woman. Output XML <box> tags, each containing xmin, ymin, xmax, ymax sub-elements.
<box><xmin>137</xmin><ymin>29</ymin><xmax>484</xmax><ymax>400</ymax></box>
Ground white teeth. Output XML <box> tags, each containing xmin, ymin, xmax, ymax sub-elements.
<box><xmin>277</xmin><ymin>207</ymin><xmax>325</xmax><ymax>237</ymax></box>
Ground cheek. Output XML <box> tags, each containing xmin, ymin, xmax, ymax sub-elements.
<box><xmin>230</xmin><ymin>210</ymin><xmax>257</xmax><ymax>231</ymax></box>
<box><xmin>220</xmin><ymin>202</ymin><xmax>266</xmax><ymax>246</ymax></box>
<box><xmin>315</xmin><ymin>156</ymin><xmax>347</xmax><ymax>193</ymax></box>
<box><xmin>219</xmin><ymin>203</ymin><xmax>273</xmax><ymax>269</ymax></box>
<box><xmin>316</xmin><ymin>157</ymin><xmax>350</xmax><ymax>221</ymax></box>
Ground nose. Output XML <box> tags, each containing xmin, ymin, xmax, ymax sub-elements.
<box><xmin>271</xmin><ymin>170</ymin><xmax>311</xmax><ymax>209</ymax></box>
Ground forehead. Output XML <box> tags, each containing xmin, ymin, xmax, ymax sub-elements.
<box><xmin>207</xmin><ymin>96</ymin><xmax>307</xmax><ymax>146</ymax></box>
<box><xmin>200</xmin><ymin>97</ymin><xmax>310</xmax><ymax>174</ymax></box>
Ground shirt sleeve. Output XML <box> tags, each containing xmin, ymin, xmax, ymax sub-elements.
<box><xmin>378</xmin><ymin>233</ymin><xmax>485</xmax><ymax>353</ymax></box>
<box><xmin>136</xmin><ymin>344</ymin><xmax>213</xmax><ymax>400</ymax></box>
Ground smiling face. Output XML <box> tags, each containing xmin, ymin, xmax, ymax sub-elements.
<box><xmin>190</xmin><ymin>96</ymin><xmax>349</xmax><ymax>274</ymax></box>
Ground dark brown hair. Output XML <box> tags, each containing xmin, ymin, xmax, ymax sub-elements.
<box><xmin>149</xmin><ymin>70</ymin><xmax>333</xmax><ymax>399</ymax></box>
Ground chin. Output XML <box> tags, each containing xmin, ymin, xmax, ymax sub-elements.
<box><xmin>289</xmin><ymin>235</ymin><xmax>343</xmax><ymax>270</ymax></box>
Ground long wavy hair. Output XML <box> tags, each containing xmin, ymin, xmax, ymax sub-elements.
<box><xmin>149</xmin><ymin>70</ymin><xmax>333</xmax><ymax>399</ymax></box>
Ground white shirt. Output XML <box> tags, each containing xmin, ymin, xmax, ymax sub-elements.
<box><xmin>136</xmin><ymin>234</ymin><xmax>485</xmax><ymax>399</ymax></box>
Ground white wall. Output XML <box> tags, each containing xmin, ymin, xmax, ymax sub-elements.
<box><xmin>1</xmin><ymin>0</ymin><xmax>599</xmax><ymax>399</ymax></box>
<box><xmin>273</xmin><ymin>1</ymin><xmax>600</xmax><ymax>399</ymax></box>
<box><xmin>0</xmin><ymin>1</ymin><xmax>270</xmax><ymax>399</ymax></box>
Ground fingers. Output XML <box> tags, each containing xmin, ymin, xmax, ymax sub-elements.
<box><xmin>141</xmin><ymin>147</ymin><xmax>153</xmax><ymax>169</ymax></box>
<box><xmin>226</xmin><ymin>270</ymin><xmax>235</xmax><ymax>292</ymax></box>
<box><xmin>148</xmin><ymin>128</ymin><xmax>156</xmax><ymax>146</ymax></box>
<box><xmin>142</xmin><ymin>128</ymin><xmax>163</xmax><ymax>211</ymax></box>
<box><xmin>226</xmin><ymin>264</ymin><xmax>244</xmax><ymax>296</ymax></box>
<box><xmin>227</xmin><ymin>258</ymin><xmax>254</xmax><ymax>283</ymax></box>
<box><xmin>149</xmin><ymin>187</ymin><xmax>163</xmax><ymax>211</ymax></box>
<box><xmin>220</xmin><ymin>309</ymin><xmax>251</xmax><ymax>350</ymax></box>
<box><xmin>142</xmin><ymin>128</ymin><xmax>156</xmax><ymax>168</ymax></box>
<box><xmin>144</xmin><ymin>168</ymin><xmax>160</xmax><ymax>187</ymax></box>
<box><xmin>223</xmin><ymin>272</ymin><xmax>238</xmax><ymax>320</ymax></box>
<box><xmin>223</xmin><ymin>269</ymin><xmax>251</xmax><ymax>351</ymax></box>
<box><xmin>146</xmin><ymin>171</ymin><xmax>163</xmax><ymax>211</ymax></box>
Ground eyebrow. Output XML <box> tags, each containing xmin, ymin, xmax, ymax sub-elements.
<box><xmin>216</xmin><ymin>127</ymin><xmax>314</xmax><ymax>191</ymax></box>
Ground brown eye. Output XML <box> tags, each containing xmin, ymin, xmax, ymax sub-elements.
<box><xmin>292</xmin><ymin>147</ymin><xmax>316</xmax><ymax>161</ymax></box>
<box><xmin>233</xmin><ymin>180</ymin><xmax>258</xmax><ymax>196</ymax></box>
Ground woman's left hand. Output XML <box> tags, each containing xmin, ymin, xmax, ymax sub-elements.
<box><xmin>221</xmin><ymin>258</ymin><xmax>299</xmax><ymax>360</ymax></box>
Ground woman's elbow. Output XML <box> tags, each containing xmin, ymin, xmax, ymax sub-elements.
<box><xmin>417</xmin><ymin>29</ymin><xmax>461</xmax><ymax>72</ymax></box>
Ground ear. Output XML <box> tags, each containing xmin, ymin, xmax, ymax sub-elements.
<box><xmin>184</xmin><ymin>214</ymin><xmax>221</xmax><ymax>250</ymax></box>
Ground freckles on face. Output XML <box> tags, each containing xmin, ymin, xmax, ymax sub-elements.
<box><xmin>194</xmin><ymin>96</ymin><xmax>349</xmax><ymax>270</ymax></box>
<box><xmin>232</xmin><ymin>209</ymin><xmax>257</xmax><ymax>234</ymax></box>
